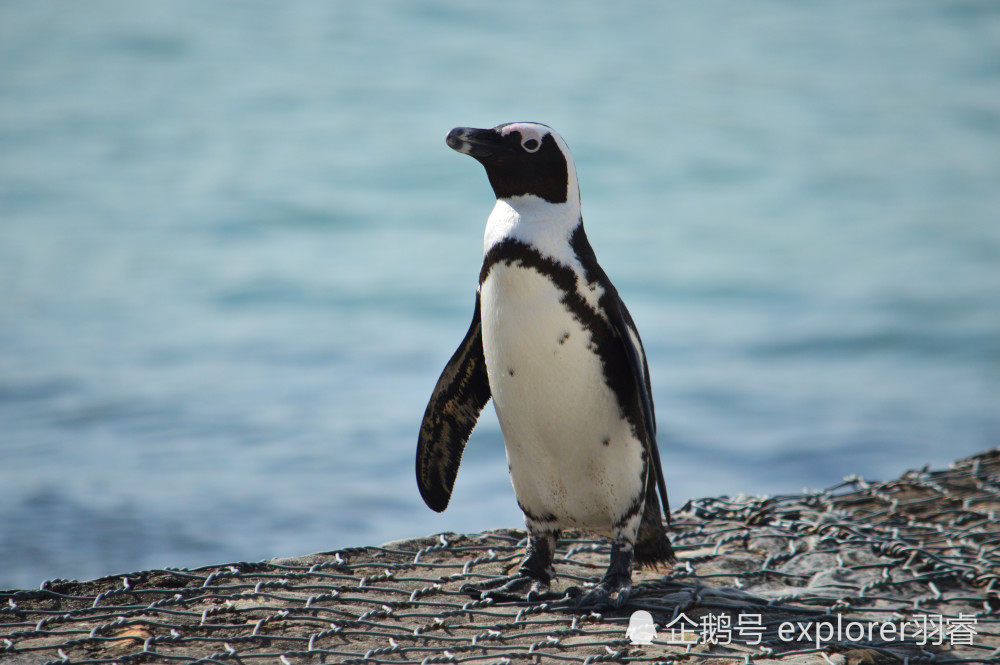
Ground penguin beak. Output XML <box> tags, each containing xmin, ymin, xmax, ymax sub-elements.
<box><xmin>446</xmin><ymin>127</ymin><xmax>508</xmax><ymax>160</ymax></box>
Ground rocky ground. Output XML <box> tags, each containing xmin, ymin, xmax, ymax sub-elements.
<box><xmin>3</xmin><ymin>449</ymin><xmax>998</xmax><ymax>664</ymax></box>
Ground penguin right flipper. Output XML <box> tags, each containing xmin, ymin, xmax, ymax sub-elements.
<box><xmin>416</xmin><ymin>292</ymin><xmax>492</xmax><ymax>512</ymax></box>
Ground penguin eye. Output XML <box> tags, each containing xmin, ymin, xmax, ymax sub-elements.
<box><xmin>522</xmin><ymin>138</ymin><xmax>540</xmax><ymax>153</ymax></box>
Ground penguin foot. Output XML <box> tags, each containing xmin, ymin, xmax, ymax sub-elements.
<box><xmin>576</xmin><ymin>538</ymin><xmax>635</xmax><ymax>608</ymax></box>
<box><xmin>460</xmin><ymin>574</ymin><xmax>550</xmax><ymax>601</ymax></box>
<box><xmin>460</xmin><ymin>530</ymin><xmax>558</xmax><ymax>602</ymax></box>
<box><xmin>575</xmin><ymin>576</ymin><xmax>632</xmax><ymax>608</ymax></box>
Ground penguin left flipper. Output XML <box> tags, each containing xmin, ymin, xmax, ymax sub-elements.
<box><xmin>607</xmin><ymin>297</ymin><xmax>671</xmax><ymax>525</ymax></box>
<box><xmin>416</xmin><ymin>292</ymin><xmax>492</xmax><ymax>512</ymax></box>
<box><xmin>572</xmin><ymin>225</ymin><xmax>670</xmax><ymax>527</ymax></box>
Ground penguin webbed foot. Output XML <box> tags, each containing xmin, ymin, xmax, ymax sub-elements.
<box><xmin>575</xmin><ymin>574</ymin><xmax>632</xmax><ymax>608</ymax></box>
<box><xmin>460</xmin><ymin>574</ymin><xmax>551</xmax><ymax>602</ymax></box>
<box><xmin>575</xmin><ymin>539</ymin><xmax>635</xmax><ymax>608</ymax></box>
<box><xmin>461</xmin><ymin>531</ymin><xmax>557</xmax><ymax>602</ymax></box>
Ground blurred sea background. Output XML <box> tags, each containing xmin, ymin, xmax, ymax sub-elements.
<box><xmin>2</xmin><ymin>1</ymin><xmax>999</xmax><ymax>590</ymax></box>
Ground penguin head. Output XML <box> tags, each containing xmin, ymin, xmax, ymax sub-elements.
<box><xmin>446</xmin><ymin>122</ymin><xmax>579</xmax><ymax>207</ymax></box>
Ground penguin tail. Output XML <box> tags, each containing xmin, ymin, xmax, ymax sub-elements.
<box><xmin>635</xmin><ymin>523</ymin><xmax>676</xmax><ymax>569</ymax></box>
<box><xmin>634</xmin><ymin>476</ymin><xmax>677</xmax><ymax>568</ymax></box>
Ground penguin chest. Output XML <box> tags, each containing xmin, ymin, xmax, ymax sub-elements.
<box><xmin>479</xmin><ymin>264</ymin><xmax>645</xmax><ymax>534</ymax></box>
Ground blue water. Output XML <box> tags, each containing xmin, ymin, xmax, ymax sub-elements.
<box><xmin>2</xmin><ymin>1</ymin><xmax>999</xmax><ymax>590</ymax></box>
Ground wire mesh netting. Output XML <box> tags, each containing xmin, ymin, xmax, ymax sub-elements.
<box><xmin>2</xmin><ymin>449</ymin><xmax>998</xmax><ymax>664</ymax></box>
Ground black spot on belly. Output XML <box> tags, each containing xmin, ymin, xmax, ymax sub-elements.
<box><xmin>558</xmin><ymin>331</ymin><xmax>570</xmax><ymax>345</ymax></box>
<box><xmin>602</xmin><ymin>437</ymin><xmax>611</xmax><ymax>447</ymax></box>
<box><xmin>508</xmin><ymin>368</ymin><xmax>515</xmax><ymax>377</ymax></box>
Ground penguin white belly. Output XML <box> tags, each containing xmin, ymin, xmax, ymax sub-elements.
<box><xmin>480</xmin><ymin>264</ymin><xmax>645</xmax><ymax>537</ymax></box>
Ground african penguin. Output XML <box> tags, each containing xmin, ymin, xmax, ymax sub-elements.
<box><xmin>416</xmin><ymin>122</ymin><xmax>674</xmax><ymax>606</ymax></box>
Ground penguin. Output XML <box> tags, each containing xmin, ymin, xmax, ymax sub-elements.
<box><xmin>416</xmin><ymin>122</ymin><xmax>675</xmax><ymax>606</ymax></box>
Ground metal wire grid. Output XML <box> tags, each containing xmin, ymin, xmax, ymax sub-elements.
<box><xmin>2</xmin><ymin>449</ymin><xmax>998</xmax><ymax>665</ymax></box>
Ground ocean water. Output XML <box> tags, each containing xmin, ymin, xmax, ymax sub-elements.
<box><xmin>1</xmin><ymin>1</ymin><xmax>999</xmax><ymax>590</ymax></box>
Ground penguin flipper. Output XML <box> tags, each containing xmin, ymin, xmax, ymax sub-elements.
<box><xmin>609</xmin><ymin>299</ymin><xmax>671</xmax><ymax>526</ymax></box>
<box><xmin>416</xmin><ymin>292</ymin><xmax>492</xmax><ymax>512</ymax></box>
